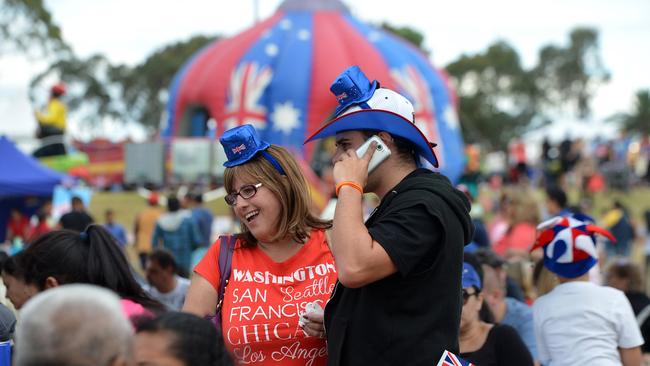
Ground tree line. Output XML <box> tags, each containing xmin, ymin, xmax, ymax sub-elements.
<box><xmin>2</xmin><ymin>0</ymin><xmax>648</xmax><ymax>149</ymax></box>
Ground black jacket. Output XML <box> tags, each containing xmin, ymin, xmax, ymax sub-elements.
<box><xmin>325</xmin><ymin>169</ymin><xmax>474</xmax><ymax>366</ymax></box>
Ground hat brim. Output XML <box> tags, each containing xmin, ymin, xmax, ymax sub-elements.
<box><xmin>304</xmin><ymin>109</ymin><xmax>439</xmax><ymax>168</ymax></box>
<box><xmin>545</xmin><ymin>257</ymin><xmax>597</xmax><ymax>279</ymax></box>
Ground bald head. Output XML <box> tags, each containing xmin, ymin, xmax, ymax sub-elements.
<box><xmin>15</xmin><ymin>284</ymin><xmax>133</xmax><ymax>366</ymax></box>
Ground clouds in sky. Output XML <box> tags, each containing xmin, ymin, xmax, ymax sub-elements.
<box><xmin>1</xmin><ymin>0</ymin><xmax>648</xmax><ymax>141</ymax></box>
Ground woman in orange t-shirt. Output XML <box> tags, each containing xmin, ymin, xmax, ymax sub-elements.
<box><xmin>184</xmin><ymin>125</ymin><xmax>335</xmax><ymax>366</ymax></box>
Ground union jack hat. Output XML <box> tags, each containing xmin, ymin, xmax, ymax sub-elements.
<box><xmin>220</xmin><ymin>124</ymin><xmax>286</xmax><ymax>175</ymax></box>
<box><xmin>531</xmin><ymin>216</ymin><xmax>616</xmax><ymax>278</ymax></box>
<box><xmin>304</xmin><ymin>65</ymin><xmax>440</xmax><ymax>168</ymax></box>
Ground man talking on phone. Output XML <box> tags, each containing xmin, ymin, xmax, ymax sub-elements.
<box><xmin>304</xmin><ymin>66</ymin><xmax>474</xmax><ymax>365</ymax></box>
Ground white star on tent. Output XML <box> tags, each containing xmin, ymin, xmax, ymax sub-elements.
<box><xmin>280</xmin><ymin>19</ymin><xmax>292</xmax><ymax>30</ymax></box>
<box><xmin>265</xmin><ymin>43</ymin><xmax>279</xmax><ymax>57</ymax></box>
<box><xmin>297</xmin><ymin>29</ymin><xmax>311</xmax><ymax>40</ymax></box>
<box><xmin>271</xmin><ymin>101</ymin><xmax>301</xmax><ymax>135</ymax></box>
<box><xmin>443</xmin><ymin>105</ymin><xmax>459</xmax><ymax>130</ymax></box>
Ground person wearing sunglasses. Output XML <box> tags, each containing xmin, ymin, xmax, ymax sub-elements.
<box><xmin>459</xmin><ymin>260</ymin><xmax>533</xmax><ymax>365</ymax></box>
<box><xmin>184</xmin><ymin>124</ymin><xmax>334</xmax><ymax>366</ymax></box>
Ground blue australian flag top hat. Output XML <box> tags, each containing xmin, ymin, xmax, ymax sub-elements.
<box><xmin>219</xmin><ymin>124</ymin><xmax>286</xmax><ymax>175</ymax></box>
<box><xmin>304</xmin><ymin>65</ymin><xmax>440</xmax><ymax>168</ymax></box>
<box><xmin>531</xmin><ymin>216</ymin><xmax>616</xmax><ymax>278</ymax></box>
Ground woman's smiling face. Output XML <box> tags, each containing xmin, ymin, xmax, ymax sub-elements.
<box><xmin>231</xmin><ymin>176</ymin><xmax>282</xmax><ymax>244</ymax></box>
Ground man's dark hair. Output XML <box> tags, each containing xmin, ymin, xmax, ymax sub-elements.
<box><xmin>0</xmin><ymin>252</ymin><xmax>19</xmax><ymax>276</ymax></box>
<box><xmin>473</xmin><ymin>248</ymin><xmax>506</xmax><ymax>269</ymax></box>
<box><xmin>71</xmin><ymin>196</ymin><xmax>83</xmax><ymax>206</ymax></box>
<box><xmin>608</xmin><ymin>260</ymin><xmax>644</xmax><ymax>292</ymax></box>
<box><xmin>546</xmin><ymin>187</ymin><xmax>567</xmax><ymax>208</ymax></box>
<box><xmin>148</xmin><ymin>249</ymin><xmax>178</xmax><ymax>271</ymax></box>
<box><xmin>192</xmin><ymin>193</ymin><xmax>203</xmax><ymax>204</ymax></box>
<box><xmin>167</xmin><ymin>197</ymin><xmax>181</xmax><ymax>212</ymax></box>
<box><xmin>36</xmin><ymin>210</ymin><xmax>48</xmax><ymax>223</ymax></box>
<box><xmin>136</xmin><ymin>312</ymin><xmax>233</xmax><ymax>366</ymax></box>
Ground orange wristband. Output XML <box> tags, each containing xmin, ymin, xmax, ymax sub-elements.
<box><xmin>336</xmin><ymin>181</ymin><xmax>363</xmax><ymax>196</ymax></box>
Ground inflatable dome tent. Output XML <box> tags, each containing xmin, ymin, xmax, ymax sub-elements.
<box><xmin>164</xmin><ymin>0</ymin><xmax>466</xmax><ymax>181</ymax></box>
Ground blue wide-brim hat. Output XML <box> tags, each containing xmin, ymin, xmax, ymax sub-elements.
<box><xmin>304</xmin><ymin>65</ymin><xmax>439</xmax><ymax>168</ymax></box>
<box><xmin>219</xmin><ymin>124</ymin><xmax>286</xmax><ymax>175</ymax></box>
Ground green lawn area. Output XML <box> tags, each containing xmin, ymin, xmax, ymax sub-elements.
<box><xmin>88</xmin><ymin>191</ymin><xmax>231</xmax><ymax>229</ymax></box>
<box><xmin>89</xmin><ymin>186</ymin><xmax>650</xmax><ymax>232</ymax></box>
<box><xmin>88</xmin><ymin>191</ymin><xmax>231</xmax><ymax>272</ymax></box>
<box><xmin>583</xmin><ymin>187</ymin><xmax>650</xmax><ymax>226</ymax></box>
<box><xmin>88</xmin><ymin>186</ymin><xmax>650</xmax><ymax>273</ymax></box>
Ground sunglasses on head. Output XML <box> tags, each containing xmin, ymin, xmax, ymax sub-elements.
<box><xmin>462</xmin><ymin>288</ymin><xmax>479</xmax><ymax>305</ymax></box>
<box><xmin>224</xmin><ymin>183</ymin><xmax>263</xmax><ymax>206</ymax></box>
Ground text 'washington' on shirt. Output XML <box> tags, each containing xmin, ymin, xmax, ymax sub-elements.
<box><xmin>194</xmin><ymin>229</ymin><xmax>336</xmax><ymax>366</ymax></box>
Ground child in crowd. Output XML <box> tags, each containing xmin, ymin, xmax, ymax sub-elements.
<box><xmin>532</xmin><ymin>216</ymin><xmax>643</xmax><ymax>366</ymax></box>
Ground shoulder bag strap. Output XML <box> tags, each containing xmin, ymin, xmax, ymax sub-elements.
<box><xmin>213</xmin><ymin>235</ymin><xmax>236</xmax><ymax>327</ymax></box>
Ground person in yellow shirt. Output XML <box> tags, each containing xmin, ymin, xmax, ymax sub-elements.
<box><xmin>35</xmin><ymin>83</ymin><xmax>67</xmax><ymax>139</ymax></box>
<box><xmin>134</xmin><ymin>193</ymin><xmax>163</xmax><ymax>270</ymax></box>
<box><xmin>600</xmin><ymin>201</ymin><xmax>635</xmax><ymax>260</ymax></box>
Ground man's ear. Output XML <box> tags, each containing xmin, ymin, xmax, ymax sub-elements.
<box><xmin>44</xmin><ymin>276</ymin><xmax>60</xmax><ymax>289</ymax></box>
<box><xmin>376</xmin><ymin>131</ymin><xmax>394</xmax><ymax>145</ymax></box>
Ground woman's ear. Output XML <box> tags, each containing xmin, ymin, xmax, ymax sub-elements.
<box><xmin>44</xmin><ymin>276</ymin><xmax>60</xmax><ymax>289</ymax></box>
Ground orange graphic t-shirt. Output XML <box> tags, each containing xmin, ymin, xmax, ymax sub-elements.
<box><xmin>194</xmin><ymin>229</ymin><xmax>336</xmax><ymax>366</ymax></box>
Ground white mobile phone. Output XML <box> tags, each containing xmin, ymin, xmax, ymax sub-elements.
<box><xmin>356</xmin><ymin>135</ymin><xmax>391</xmax><ymax>173</ymax></box>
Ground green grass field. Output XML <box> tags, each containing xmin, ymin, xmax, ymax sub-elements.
<box><xmin>87</xmin><ymin>186</ymin><xmax>650</xmax><ymax>274</ymax></box>
<box><xmin>89</xmin><ymin>187</ymin><xmax>650</xmax><ymax>233</ymax></box>
<box><xmin>88</xmin><ymin>191</ymin><xmax>231</xmax><ymax>272</ymax></box>
<box><xmin>88</xmin><ymin>191</ymin><xmax>231</xmax><ymax>229</ymax></box>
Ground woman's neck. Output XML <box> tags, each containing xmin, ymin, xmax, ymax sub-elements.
<box><xmin>459</xmin><ymin>320</ymin><xmax>490</xmax><ymax>353</ymax></box>
<box><xmin>258</xmin><ymin>237</ymin><xmax>302</xmax><ymax>262</ymax></box>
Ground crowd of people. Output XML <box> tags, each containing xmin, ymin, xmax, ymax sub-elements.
<box><xmin>0</xmin><ymin>65</ymin><xmax>649</xmax><ymax>366</ymax></box>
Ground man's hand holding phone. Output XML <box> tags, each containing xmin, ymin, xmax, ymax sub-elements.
<box><xmin>332</xmin><ymin>135</ymin><xmax>391</xmax><ymax>192</ymax></box>
<box><xmin>332</xmin><ymin>140</ymin><xmax>374</xmax><ymax>190</ymax></box>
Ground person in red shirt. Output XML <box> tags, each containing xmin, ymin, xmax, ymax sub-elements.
<box><xmin>28</xmin><ymin>210</ymin><xmax>51</xmax><ymax>244</ymax></box>
<box><xmin>491</xmin><ymin>188</ymin><xmax>540</xmax><ymax>261</ymax></box>
<box><xmin>184</xmin><ymin>125</ymin><xmax>334</xmax><ymax>366</ymax></box>
<box><xmin>6</xmin><ymin>208</ymin><xmax>29</xmax><ymax>242</ymax></box>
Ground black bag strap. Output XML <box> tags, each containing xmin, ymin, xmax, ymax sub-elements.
<box><xmin>213</xmin><ymin>235</ymin><xmax>236</xmax><ymax>326</ymax></box>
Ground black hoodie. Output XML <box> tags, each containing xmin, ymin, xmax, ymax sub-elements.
<box><xmin>325</xmin><ymin>169</ymin><xmax>474</xmax><ymax>366</ymax></box>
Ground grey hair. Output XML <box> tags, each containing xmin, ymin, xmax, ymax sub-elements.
<box><xmin>15</xmin><ymin>284</ymin><xmax>133</xmax><ymax>366</ymax></box>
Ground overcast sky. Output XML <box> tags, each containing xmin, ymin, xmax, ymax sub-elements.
<box><xmin>1</xmin><ymin>0</ymin><xmax>648</xmax><ymax>143</ymax></box>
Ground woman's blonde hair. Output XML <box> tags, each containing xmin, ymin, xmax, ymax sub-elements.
<box><xmin>504</xmin><ymin>187</ymin><xmax>540</xmax><ymax>226</ymax></box>
<box><xmin>505</xmin><ymin>259</ymin><xmax>535</xmax><ymax>300</ymax></box>
<box><xmin>224</xmin><ymin>145</ymin><xmax>331</xmax><ymax>246</ymax></box>
<box><xmin>532</xmin><ymin>258</ymin><xmax>558</xmax><ymax>298</ymax></box>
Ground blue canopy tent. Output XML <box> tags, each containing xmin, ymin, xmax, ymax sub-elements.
<box><xmin>0</xmin><ymin>136</ymin><xmax>69</xmax><ymax>242</ymax></box>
